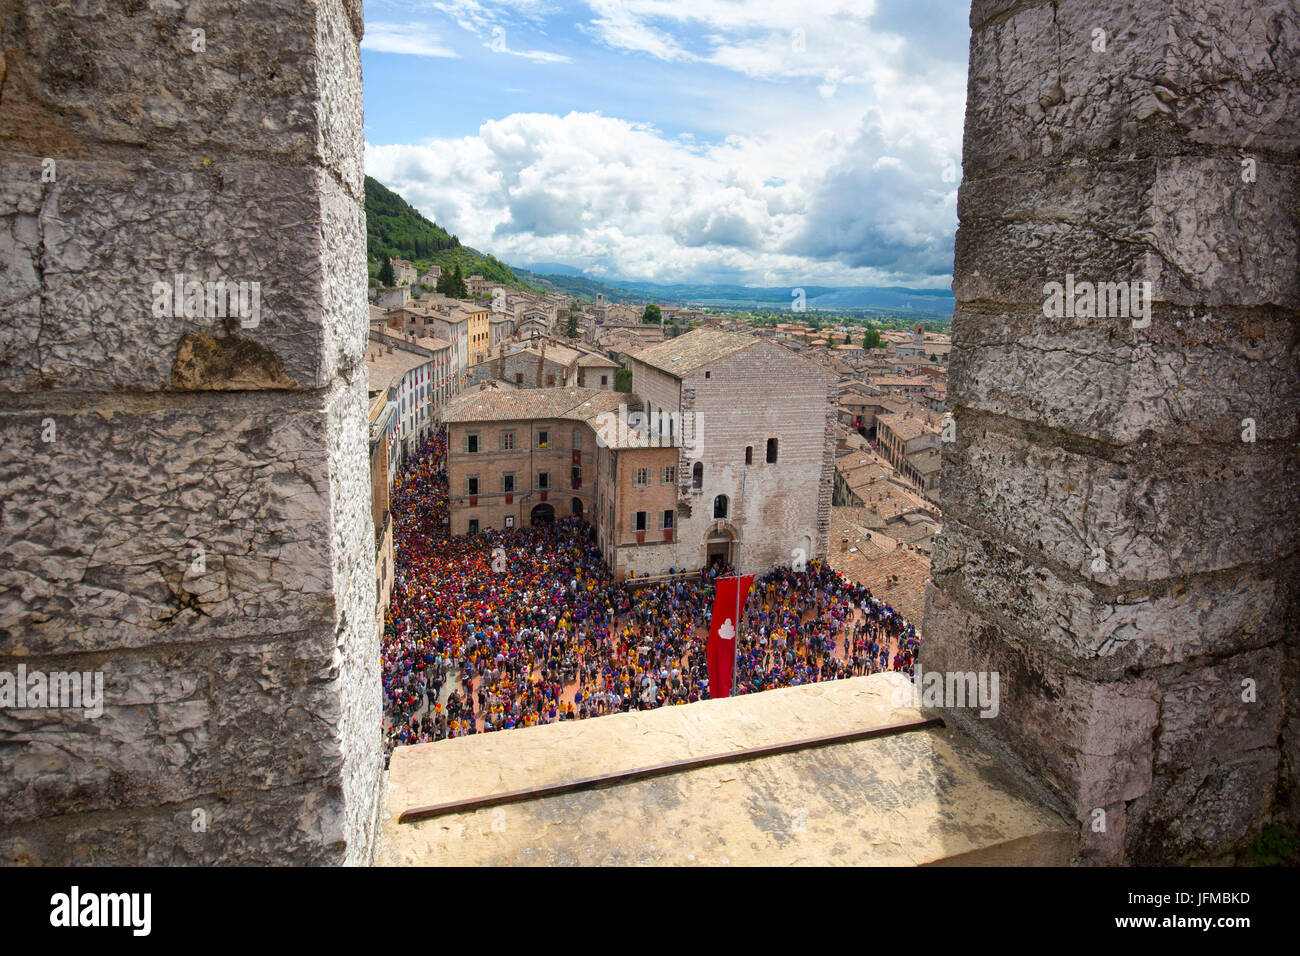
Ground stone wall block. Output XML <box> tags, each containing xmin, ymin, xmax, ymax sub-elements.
<box><xmin>0</xmin><ymin>161</ymin><xmax>364</xmax><ymax>392</ymax></box>
<box><xmin>964</xmin><ymin>0</ymin><xmax>1300</xmax><ymax>178</ymax></box>
<box><xmin>939</xmin><ymin>421</ymin><xmax>1298</xmax><ymax>583</ymax></box>
<box><xmin>947</xmin><ymin>304</ymin><xmax>1298</xmax><ymax>444</ymax></box>
<box><xmin>932</xmin><ymin>519</ymin><xmax>1287</xmax><ymax>673</ymax></box>
<box><xmin>954</xmin><ymin>159</ymin><xmax>1299</xmax><ymax>309</ymax></box>
<box><xmin>921</xmin><ymin>584</ymin><xmax>1160</xmax><ymax>816</ymax></box>
<box><xmin>0</xmin><ymin>0</ymin><xmax>362</xmax><ymax>195</ymax></box>
<box><xmin>0</xmin><ymin>396</ymin><xmax>349</xmax><ymax>654</ymax></box>
<box><xmin>0</xmin><ymin>634</ymin><xmax>340</xmax><ymax>827</ymax></box>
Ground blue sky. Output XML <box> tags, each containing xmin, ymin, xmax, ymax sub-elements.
<box><xmin>362</xmin><ymin>1</ymin><xmax>971</xmax><ymax>288</ymax></box>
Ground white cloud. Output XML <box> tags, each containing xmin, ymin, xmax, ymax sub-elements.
<box><xmin>362</xmin><ymin>22</ymin><xmax>460</xmax><ymax>58</ymax></box>
<box><xmin>581</xmin><ymin>2</ymin><xmax>691</xmax><ymax>60</ymax></box>
<box><xmin>366</xmin><ymin>108</ymin><xmax>956</xmax><ymax>287</ymax></box>
<box><xmin>363</xmin><ymin>1</ymin><xmax>968</xmax><ymax>286</ymax></box>
<box><xmin>485</xmin><ymin>25</ymin><xmax>573</xmax><ymax>62</ymax></box>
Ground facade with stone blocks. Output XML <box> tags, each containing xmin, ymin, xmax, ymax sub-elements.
<box><xmin>923</xmin><ymin>0</ymin><xmax>1300</xmax><ymax>864</ymax></box>
<box><xmin>0</xmin><ymin>0</ymin><xmax>382</xmax><ymax>864</ymax></box>
<box><xmin>442</xmin><ymin>387</ymin><xmax>623</xmax><ymax>536</ymax></box>
<box><xmin>626</xmin><ymin>332</ymin><xmax>838</xmax><ymax>577</ymax></box>
<box><xmin>443</xmin><ymin>330</ymin><xmax>837</xmax><ymax>581</ymax></box>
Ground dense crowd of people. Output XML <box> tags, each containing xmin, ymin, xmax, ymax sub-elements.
<box><xmin>381</xmin><ymin>428</ymin><xmax>919</xmax><ymax>758</ymax></box>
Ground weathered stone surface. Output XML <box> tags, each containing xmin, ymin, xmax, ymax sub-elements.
<box><xmin>1151</xmin><ymin>645</ymin><xmax>1284</xmax><ymax>771</ymax></box>
<box><xmin>380</xmin><ymin>675</ymin><xmax>1074</xmax><ymax>866</ymax></box>
<box><xmin>0</xmin><ymin>388</ymin><xmax>364</xmax><ymax>653</ymax></box>
<box><xmin>0</xmin><ymin>0</ymin><xmax>378</xmax><ymax>865</ymax></box>
<box><xmin>1284</xmin><ymin>609</ymin><xmax>1300</xmax><ymax>822</ymax></box>
<box><xmin>932</xmin><ymin>0</ymin><xmax>1300</xmax><ymax>861</ymax></box>
<box><xmin>0</xmin><ymin>636</ymin><xmax>341</xmax><ymax>827</ymax></box>
<box><xmin>932</xmin><ymin>519</ymin><xmax>1288</xmax><ymax>674</ymax></box>
<box><xmin>948</xmin><ymin>305</ymin><xmax>1299</xmax><ymax>444</ymax></box>
<box><xmin>1127</xmin><ymin>748</ymin><xmax>1280</xmax><ymax>863</ymax></box>
<box><xmin>964</xmin><ymin>0</ymin><xmax>1300</xmax><ymax>177</ymax></box>
<box><xmin>970</xmin><ymin>0</ymin><xmax>1044</xmax><ymax>32</ymax></box>
<box><xmin>327</xmin><ymin>371</ymin><xmax>384</xmax><ymax>865</ymax></box>
<box><xmin>921</xmin><ymin>585</ymin><xmax>1160</xmax><ymax>840</ymax></box>
<box><xmin>939</xmin><ymin>418</ymin><xmax>1297</xmax><ymax>583</ymax></box>
<box><xmin>0</xmin><ymin>0</ymin><xmax>364</xmax><ymax>196</ymax></box>
<box><xmin>3</xmin><ymin>782</ymin><xmax>349</xmax><ymax>866</ymax></box>
<box><xmin>954</xmin><ymin>159</ymin><xmax>1300</xmax><ymax>310</ymax></box>
<box><xmin>0</xmin><ymin>161</ymin><xmax>365</xmax><ymax>392</ymax></box>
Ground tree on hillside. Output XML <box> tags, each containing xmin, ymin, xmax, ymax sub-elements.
<box><xmin>437</xmin><ymin>263</ymin><xmax>468</xmax><ymax>297</ymax></box>
<box><xmin>615</xmin><ymin>369</ymin><xmax>633</xmax><ymax>393</ymax></box>
<box><xmin>930</xmin><ymin>353</ymin><xmax>938</xmax><ymax>362</ymax></box>
<box><xmin>862</xmin><ymin>329</ymin><xmax>882</xmax><ymax>349</ymax></box>
<box><xmin>642</xmin><ymin>303</ymin><xmax>662</xmax><ymax>325</ymax></box>
<box><xmin>566</xmin><ymin>311</ymin><xmax>579</xmax><ymax>338</ymax></box>
<box><xmin>843</xmin><ymin>332</ymin><xmax>851</xmax><ymax>345</ymax></box>
<box><xmin>378</xmin><ymin>255</ymin><xmax>395</xmax><ymax>287</ymax></box>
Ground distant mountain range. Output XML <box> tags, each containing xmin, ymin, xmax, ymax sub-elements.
<box><xmin>512</xmin><ymin>269</ymin><xmax>955</xmax><ymax>317</ymax></box>
<box><xmin>365</xmin><ymin>176</ymin><xmax>954</xmax><ymax>317</ymax></box>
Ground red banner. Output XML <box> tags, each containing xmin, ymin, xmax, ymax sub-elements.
<box><xmin>706</xmin><ymin>574</ymin><xmax>754</xmax><ymax>699</ymax></box>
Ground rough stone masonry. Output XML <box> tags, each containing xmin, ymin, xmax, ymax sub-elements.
<box><xmin>923</xmin><ymin>0</ymin><xmax>1300</xmax><ymax>863</ymax></box>
<box><xmin>0</xmin><ymin>0</ymin><xmax>382</xmax><ymax>863</ymax></box>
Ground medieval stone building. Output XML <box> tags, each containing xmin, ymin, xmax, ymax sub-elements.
<box><xmin>443</xmin><ymin>329</ymin><xmax>837</xmax><ymax>580</ymax></box>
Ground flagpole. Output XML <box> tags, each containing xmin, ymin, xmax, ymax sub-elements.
<box><xmin>731</xmin><ymin>468</ymin><xmax>747</xmax><ymax>697</ymax></box>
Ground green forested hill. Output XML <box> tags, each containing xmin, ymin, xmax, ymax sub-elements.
<box><xmin>365</xmin><ymin>176</ymin><xmax>535</xmax><ymax>290</ymax></box>
<box><xmin>365</xmin><ymin>176</ymin><xmax>459</xmax><ymax>262</ymax></box>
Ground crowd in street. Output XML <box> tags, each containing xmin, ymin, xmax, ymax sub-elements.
<box><xmin>381</xmin><ymin>429</ymin><xmax>919</xmax><ymax>757</ymax></box>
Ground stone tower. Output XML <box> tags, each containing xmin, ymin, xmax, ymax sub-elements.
<box><xmin>0</xmin><ymin>0</ymin><xmax>382</xmax><ymax>863</ymax></box>
<box><xmin>924</xmin><ymin>0</ymin><xmax>1299</xmax><ymax>863</ymax></box>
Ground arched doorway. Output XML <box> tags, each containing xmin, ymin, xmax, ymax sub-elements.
<box><xmin>570</xmin><ymin>497</ymin><xmax>583</xmax><ymax>517</ymax></box>
<box><xmin>530</xmin><ymin>503</ymin><xmax>556</xmax><ymax>526</ymax></box>
<box><xmin>705</xmin><ymin>526</ymin><xmax>734</xmax><ymax>568</ymax></box>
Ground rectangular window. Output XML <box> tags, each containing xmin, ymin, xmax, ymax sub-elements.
<box><xmin>601</xmin><ymin>375</ymin><xmax>608</xmax><ymax>386</ymax></box>
<box><xmin>662</xmin><ymin>466</ymin><xmax>675</xmax><ymax>484</ymax></box>
<box><xmin>537</xmin><ymin>472</ymin><xmax>550</xmax><ymax>490</ymax></box>
<box><xmin>466</xmin><ymin>433</ymin><xmax>479</xmax><ymax>454</ymax></box>
<box><xmin>467</xmin><ymin>518</ymin><xmax>479</xmax><ymax>535</ymax></box>
<box><xmin>537</xmin><ymin>430</ymin><xmax>549</xmax><ymax>448</ymax></box>
<box><xmin>503</xmin><ymin>474</ymin><xmax>515</xmax><ymax>493</ymax></box>
<box><xmin>467</xmin><ymin>476</ymin><xmax>479</xmax><ymax>495</ymax></box>
<box><xmin>635</xmin><ymin>511</ymin><xmax>647</xmax><ymax>531</ymax></box>
<box><xmin>635</xmin><ymin>467</ymin><xmax>650</xmax><ymax>486</ymax></box>
<box><xmin>515</xmin><ymin>373</ymin><xmax>523</xmax><ymax>384</ymax></box>
<box><xmin>662</xmin><ymin>510</ymin><xmax>674</xmax><ymax>530</ymax></box>
<box><xmin>546</xmin><ymin>374</ymin><xmax>555</xmax><ymax>386</ymax></box>
<box><xmin>766</xmin><ymin>437</ymin><xmax>779</xmax><ymax>463</ymax></box>
<box><xmin>501</xmin><ymin>430</ymin><xmax>515</xmax><ymax>450</ymax></box>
